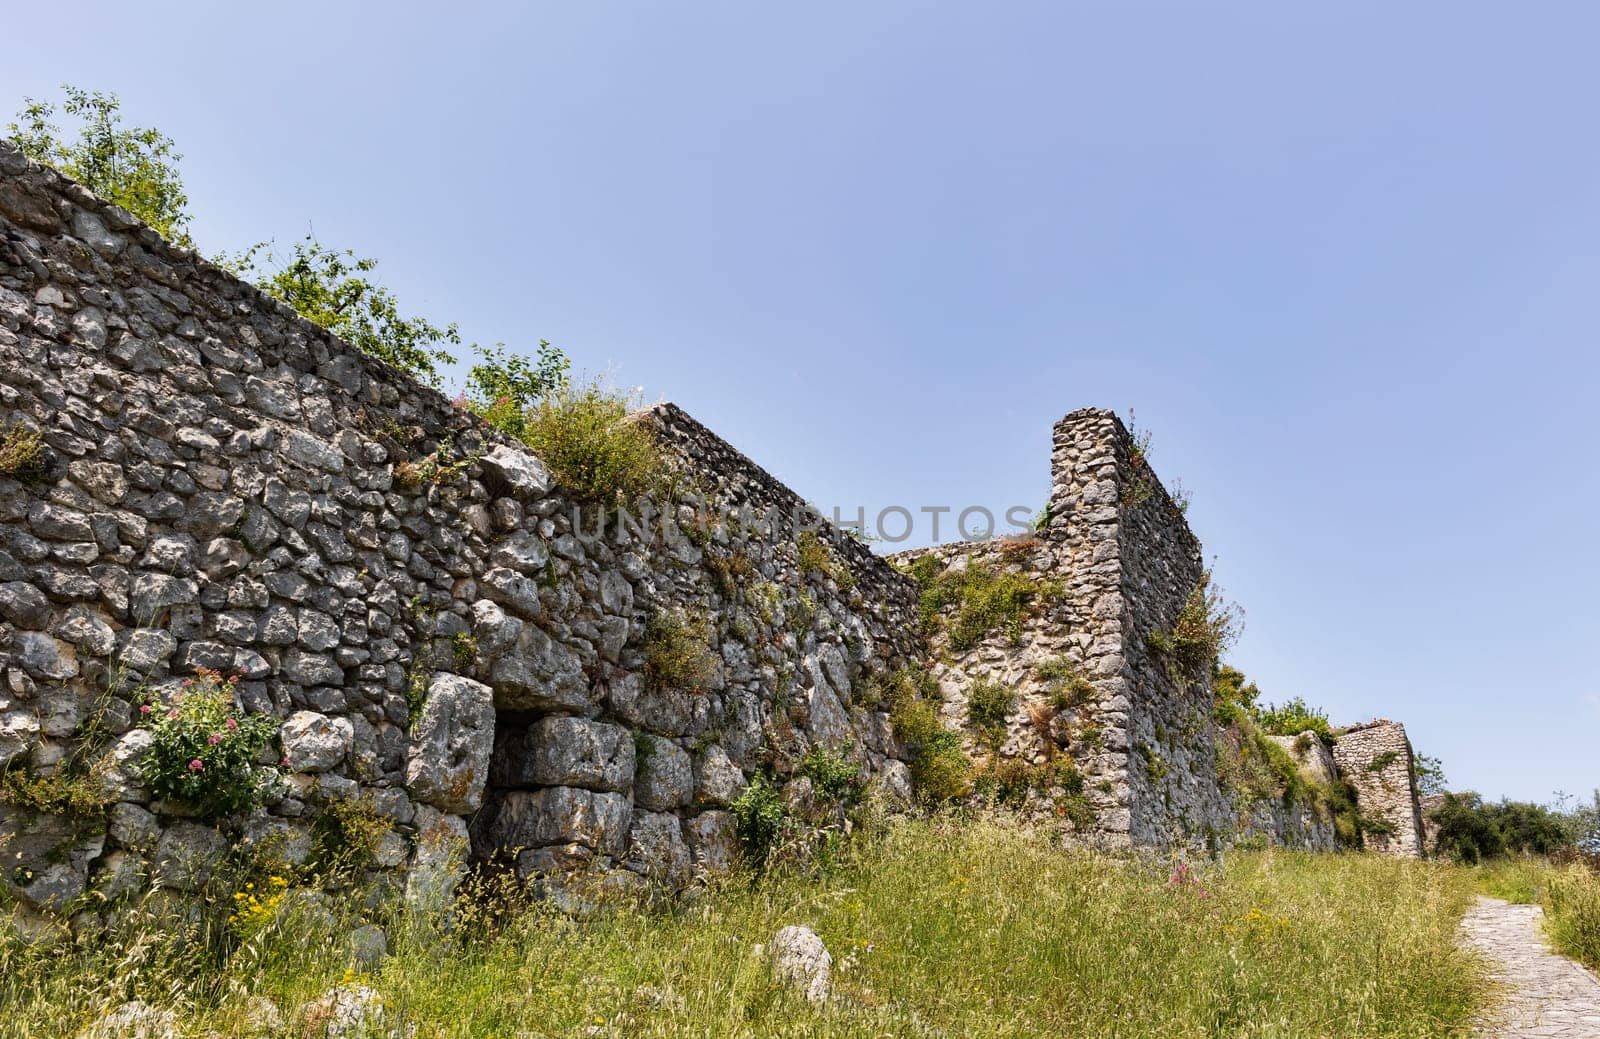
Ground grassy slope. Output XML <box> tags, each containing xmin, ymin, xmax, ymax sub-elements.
<box><xmin>3</xmin><ymin>816</ymin><xmax>1486</xmax><ymax>1039</ymax></box>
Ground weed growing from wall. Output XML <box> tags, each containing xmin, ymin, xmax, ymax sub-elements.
<box><xmin>0</xmin><ymin>425</ymin><xmax>46</xmax><ymax>482</ymax></box>
<box><xmin>309</xmin><ymin>795</ymin><xmax>392</xmax><ymax>882</ymax></box>
<box><xmin>800</xmin><ymin>745</ymin><xmax>863</xmax><ymax>805</ymax></box>
<box><xmin>1252</xmin><ymin>697</ymin><xmax>1336</xmax><ymax>745</ymax></box>
<box><xmin>882</xmin><ymin>667</ymin><xmax>970</xmax><ymax>802</ymax></box>
<box><xmin>910</xmin><ymin>561</ymin><xmax>1062</xmax><ymax>652</ymax></box>
<box><xmin>1147</xmin><ymin>571</ymin><xmax>1239</xmax><ymax>680</ymax></box>
<box><xmin>796</xmin><ymin>531</ymin><xmax>855</xmax><ymax>591</ymax></box>
<box><xmin>0</xmin><ymin>762</ymin><xmax>111</xmax><ymax>818</ymax></box>
<box><xmin>965</xmin><ymin>679</ymin><xmax>1015</xmax><ymax>748</ymax></box>
<box><xmin>517</xmin><ymin>383</ymin><xmax>659</xmax><ymax>505</ymax></box>
<box><xmin>643</xmin><ymin>609</ymin><xmax>719</xmax><ymax>693</ymax></box>
<box><xmin>1036</xmin><ymin>658</ymin><xmax>1096</xmax><ymax>711</ymax></box>
<box><xmin>730</xmin><ymin>772</ymin><xmax>787</xmax><ymax>864</ymax></box>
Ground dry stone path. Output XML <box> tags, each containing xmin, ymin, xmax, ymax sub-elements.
<box><xmin>1464</xmin><ymin>896</ymin><xmax>1600</xmax><ymax>1037</ymax></box>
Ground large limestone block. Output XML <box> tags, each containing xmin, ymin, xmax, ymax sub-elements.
<box><xmin>406</xmin><ymin>673</ymin><xmax>495</xmax><ymax>813</ymax></box>
<box><xmin>634</xmin><ymin>737</ymin><xmax>693</xmax><ymax>811</ymax></box>
<box><xmin>280</xmin><ymin>711</ymin><xmax>353</xmax><ymax>773</ymax></box>
<box><xmin>491</xmin><ymin>715</ymin><xmax>634</xmax><ymax>793</ymax></box>
<box><xmin>625</xmin><ymin>810</ymin><xmax>691</xmax><ymax>886</ymax></box>
<box><xmin>480</xmin><ymin>787</ymin><xmax>631</xmax><ymax>856</ymax></box>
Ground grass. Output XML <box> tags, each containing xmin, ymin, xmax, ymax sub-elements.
<box><xmin>0</xmin><ymin>815</ymin><xmax>1488</xmax><ymax>1038</ymax></box>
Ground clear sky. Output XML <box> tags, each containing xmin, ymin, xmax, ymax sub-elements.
<box><xmin>5</xmin><ymin>3</ymin><xmax>1596</xmax><ymax>804</ymax></box>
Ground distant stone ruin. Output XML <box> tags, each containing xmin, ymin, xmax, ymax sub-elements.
<box><xmin>0</xmin><ymin>141</ymin><xmax>1425</xmax><ymax>932</ymax></box>
<box><xmin>1332</xmin><ymin>720</ymin><xmax>1428</xmax><ymax>858</ymax></box>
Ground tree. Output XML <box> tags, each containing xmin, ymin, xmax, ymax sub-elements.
<box><xmin>464</xmin><ymin>341</ymin><xmax>571</xmax><ymax>436</ymax></box>
<box><xmin>10</xmin><ymin>85</ymin><xmax>571</xmax><ymax>398</ymax></box>
<box><xmin>7</xmin><ymin>85</ymin><xmax>193</xmax><ymax>246</ymax></box>
<box><xmin>224</xmin><ymin>238</ymin><xmax>461</xmax><ymax>386</ymax></box>
<box><xmin>1412</xmin><ymin>753</ymin><xmax>1448</xmax><ymax>798</ymax></box>
<box><xmin>1428</xmin><ymin>791</ymin><xmax>1570</xmax><ymax>863</ymax></box>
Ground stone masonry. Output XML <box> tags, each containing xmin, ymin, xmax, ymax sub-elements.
<box><xmin>0</xmin><ymin>140</ymin><xmax>1428</xmax><ymax>935</ymax></box>
<box><xmin>0</xmin><ymin>140</ymin><xmax>925</xmax><ymax>931</ymax></box>
<box><xmin>1331</xmin><ymin>719</ymin><xmax>1427</xmax><ymax>858</ymax></box>
<box><xmin>894</xmin><ymin>410</ymin><xmax>1337</xmax><ymax>851</ymax></box>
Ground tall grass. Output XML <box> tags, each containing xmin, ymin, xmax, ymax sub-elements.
<box><xmin>1</xmin><ymin>816</ymin><xmax>1486</xmax><ymax>1038</ymax></box>
<box><xmin>1544</xmin><ymin>866</ymin><xmax>1600</xmax><ymax>970</ymax></box>
<box><xmin>1470</xmin><ymin>856</ymin><xmax>1600</xmax><ymax>971</ymax></box>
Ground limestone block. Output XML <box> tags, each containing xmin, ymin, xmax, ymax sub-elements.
<box><xmin>405</xmin><ymin>673</ymin><xmax>494</xmax><ymax>813</ymax></box>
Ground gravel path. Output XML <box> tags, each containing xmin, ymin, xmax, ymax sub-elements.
<box><xmin>1463</xmin><ymin>896</ymin><xmax>1600</xmax><ymax>1037</ymax></box>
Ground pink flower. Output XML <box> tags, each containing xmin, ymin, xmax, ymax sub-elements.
<box><xmin>281</xmin><ymin>756</ymin><xmax>291</xmax><ymax>768</ymax></box>
<box><xmin>207</xmin><ymin>734</ymin><xmax>223</xmax><ymax>745</ymax></box>
<box><xmin>228</xmin><ymin>673</ymin><xmax>241</xmax><ymax>684</ymax></box>
<box><xmin>187</xmin><ymin>759</ymin><xmax>204</xmax><ymax>771</ymax></box>
<box><xmin>225</xmin><ymin>718</ymin><xmax>238</xmax><ymax>731</ymax></box>
<box><xmin>139</xmin><ymin>704</ymin><xmax>152</xmax><ymax>715</ymax></box>
<box><xmin>167</xmin><ymin>710</ymin><xmax>180</xmax><ymax>720</ymax></box>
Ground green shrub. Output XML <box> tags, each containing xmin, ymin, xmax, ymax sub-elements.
<box><xmin>309</xmin><ymin>795</ymin><xmax>392</xmax><ymax>879</ymax></box>
<box><xmin>1428</xmin><ymin>792</ymin><xmax>1570</xmax><ymax>863</ymax></box>
<box><xmin>1253</xmin><ymin>696</ymin><xmax>1335</xmax><ymax>745</ymax></box>
<box><xmin>884</xmin><ymin>668</ymin><xmax>971</xmax><ymax>802</ymax></box>
<box><xmin>796</xmin><ymin>531</ymin><xmax>854</xmax><ymax>590</ymax></box>
<box><xmin>730</xmin><ymin>772</ymin><xmax>788</xmax><ymax>864</ymax></box>
<box><xmin>800</xmin><ymin>745</ymin><xmax>863</xmax><ymax>804</ymax></box>
<box><xmin>466</xmin><ymin>340</ymin><xmax>571</xmax><ymax>438</ymax></box>
<box><xmin>138</xmin><ymin>670</ymin><xmax>279</xmax><ymax>820</ymax></box>
<box><xmin>914</xmin><ymin>563</ymin><xmax>1061</xmax><ymax>651</ymax></box>
<box><xmin>0</xmin><ymin>425</ymin><xmax>46</xmax><ymax>482</ymax></box>
<box><xmin>517</xmin><ymin>382</ymin><xmax>659</xmax><ymax>505</ymax></box>
<box><xmin>643</xmin><ymin>610</ymin><xmax>719</xmax><ymax>693</ymax></box>
<box><xmin>965</xmin><ymin>679</ymin><xmax>1015</xmax><ymax>746</ymax></box>
<box><xmin>1147</xmin><ymin>571</ymin><xmax>1238</xmax><ymax>679</ymax></box>
<box><xmin>1037</xmin><ymin>658</ymin><xmax>1096</xmax><ymax>711</ymax></box>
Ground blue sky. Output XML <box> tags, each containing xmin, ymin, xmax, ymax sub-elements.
<box><xmin>6</xmin><ymin>3</ymin><xmax>1596</xmax><ymax>803</ymax></box>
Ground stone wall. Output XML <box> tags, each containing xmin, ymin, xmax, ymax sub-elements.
<box><xmin>1331</xmin><ymin>720</ymin><xmax>1426</xmax><ymax>858</ymax></box>
<box><xmin>0</xmin><ymin>140</ymin><xmax>923</xmax><ymax>930</ymax></box>
<box><xmin>893</xmin><ymin>410</ymin><xmax>1336</xmax><ymax>851</ymax></box>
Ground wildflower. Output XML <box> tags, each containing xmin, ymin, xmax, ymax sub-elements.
<box><xmin>188</xmin><ymin>759</ymin><xmax>204</xmax><ymax>771</ymax></box>
<box><xmin>225</xmin><ymin>718</ymin><xmax>238</xmax><ymax>731</ymax></box>
<box><xmin>208</xmin><ymin>734</ymin><xmax>223</xmax><ymax>745</ymax></box>
<box><xmin>229</xmin><ymin>673</ymin><xmax>241</xmax><ymax>683</ymax></box>
<box><xmin>281</xmin><ymin>756</ymin><xmax>292</xmax><ymax>768</ymax></box>
<box><xmin>139</xmin><ymin>704</ymin><xmax>152</xmax><ymax>715</ymax></box>
<box><xmin>167</xmin><ymin>710</ymin><xmax>180</xmax><ymax>720</ymax></box>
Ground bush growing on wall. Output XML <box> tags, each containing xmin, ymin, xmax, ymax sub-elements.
<box><xmin>1147</xmin><ymin>571</ymin><xmax>1239</xmax><ymax>679</ymax></box>
<box><xmin>730</xmin><ymin>771</ymin><xmax>787</xmax><ymax>864</ymax></box>
<box><xmin>882</xmin><ymin>667</ymin><xmax>971</xmax><ymax>802</ymax></box>
<box><xmin>138</xmin><ymin>670</ymin><xmax>279</xmax><ymax>821</ymax></box>
<box><xmin>0</xmin><ymin>425</ymin><xmax>47</xmax><ymax>482</ymax></box>
<box><xmin>910</xmin><ymin>561</ymin><xmax>1061</xmax><ymax>652</ymax></box>
<box><xmin>1253</xmin><ymin>696</ymin><xmax>1335</xmax><ymax>745</ymax></box>
<box><xmin>517</xmin><ymin>383</ymin><xmax>660</xmax><ymax>505</ymax></box>
<box><xmin>643</xmin><ymin>609</ymin><xmax>719</xmax><ymax>693</ymax></box>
